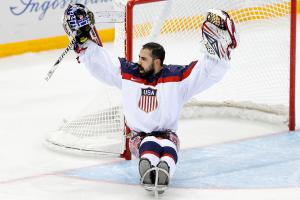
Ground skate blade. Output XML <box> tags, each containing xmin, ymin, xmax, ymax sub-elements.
<box><xmin>143</xmin><ymin>184</ymin><xmax>168</xmax><ymax>194</ymax></box>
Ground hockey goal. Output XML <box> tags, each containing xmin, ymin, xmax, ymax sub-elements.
<box><xmin>45</xmin><ymin>0</ymin><xmax>297</xmax><ymax>160</ymax></box>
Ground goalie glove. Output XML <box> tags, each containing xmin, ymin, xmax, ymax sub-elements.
<box><xmin>201</xmin><ymin>9</ymin><xmax>238</xmax><ymax>61</ymax></box>
<box><xmin>63</xmin><ymin>3</ymin><xmax>102</xmax><ymax>53</ymax></box>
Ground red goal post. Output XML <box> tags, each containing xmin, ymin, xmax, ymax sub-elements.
<box><xmin>289</xmin><ymin>0</ymin><xmax>297</xmax><ymax>131</ymax></box>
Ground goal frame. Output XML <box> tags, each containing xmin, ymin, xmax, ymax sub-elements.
<box><xmin>124</xmin><ymin>0</ymin><xmax>297</xmax><ymax>131</ymax></box>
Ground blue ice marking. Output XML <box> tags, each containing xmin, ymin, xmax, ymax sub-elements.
<box><xmin>63</xmin><ymin>131</ymin><xmax>300</xmax><ymax>189</ymax></box>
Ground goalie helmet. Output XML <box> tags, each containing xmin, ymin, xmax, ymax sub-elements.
<box><xmin>63</xmin><ymin>3</ymin><xmax>95</xmax><ymax>44</ymax></box>
<box><xmin>201</xmin><ymin>9</ymin><xmax>238</xmax><ymax>60</ymax></box>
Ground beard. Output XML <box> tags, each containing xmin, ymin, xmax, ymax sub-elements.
<box><xmin>139</xmin><ymin>63</ymin><xmax>155</xmax><ymax>78</ymax></box>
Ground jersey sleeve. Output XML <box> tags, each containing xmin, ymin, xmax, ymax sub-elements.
<box><xmin>182</xmin><ymin>55</ymin><xmax>230</xmax><ymax>102</ymax></box>
<box><xmin>79</xmin><ymin>40</ymin><xmax>122</xmax><ymax>89</ymax></box>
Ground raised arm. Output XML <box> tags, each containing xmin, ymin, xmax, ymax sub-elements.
<box><xmin>79</xmin><ymin>41</ymin><xmax>122</xmax><ymax>89</ymax></box>
<box><xmin>62</xmin><ymin>3</ymin><xmax>122</xmax><ymax>89</ymax></box>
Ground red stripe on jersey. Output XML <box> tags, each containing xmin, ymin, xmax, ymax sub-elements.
<box><xmin>142</xmin><ymin>96</ymin><xmax>146</xmax><ymax>111</ymax></box>
<box><xmin>146</xmin><ymin>96</ymin><xmax>150</xmax><ymax>112</ymax></box>
<box><xmin>151</xmin><ymin>96</ymin><xmax>155</xmax><ymax>111</ymax></box>
<box><xmin>182</xmin><ymin>61</ymin><xmax>197</xmax><ymax>80</ymax></box>
<box><xmin>121</xmin><ymin>61</ymin><xmax>198</xmax><ymax>86</ymax></box>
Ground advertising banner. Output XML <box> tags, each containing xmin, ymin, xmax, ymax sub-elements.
<box><xmin>2</xmin><ymin>0</ymin><xmax>115</xmax><ymax>44</ymax></box>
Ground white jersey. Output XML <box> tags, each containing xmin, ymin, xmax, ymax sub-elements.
<box><xmin>79</xmin><ymin>41</ymin><xmax>230</xmax><ymax>133</ymax></box>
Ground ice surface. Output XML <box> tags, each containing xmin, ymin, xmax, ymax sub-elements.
<box><xmin>0</xmin><ymin>22</ymin><xmax>300</xmax><ymax>200</ymax></box>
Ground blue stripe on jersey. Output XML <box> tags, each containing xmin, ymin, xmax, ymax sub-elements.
<box><xmin>119</xmin><ymin>57</ymin><xmax>198</xmax><ymax>85</ymax></box>
<box><xmin>119</xmin><ymin>57</ymin><xmax>140</xmax><ymax>77</ymax></box>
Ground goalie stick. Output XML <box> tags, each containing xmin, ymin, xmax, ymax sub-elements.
<box><xmin>44</xmin><ymin>39</ymin><xmax>76</xmax><ymax>81</ymax></box>
<box><xmin>44</xmin><ymin>5</ymin><xmax>118</xmax><ymax>81</ymax></box>
<box><xmin>44</xmin><ymin>24</ymin><xmax>103</xmax><ymax>81</ymax></box>
<box><xmin>44</xmin><ymin>24</ymin><xmax>102</xmax><ymax>81</ymax></box>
